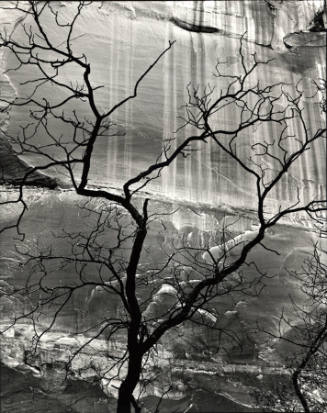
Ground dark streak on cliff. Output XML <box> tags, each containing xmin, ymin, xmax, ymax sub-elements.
<box><xmin>170</xmin><ymin>16</ymin><xmax>220</xmax><ymax>34</ymax></box>
<box><xmin>309</xmin><ymin>9</ymin><xmax>327</xmax><ymax>33</ymax></box>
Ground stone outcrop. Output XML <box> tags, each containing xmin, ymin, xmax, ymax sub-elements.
<box><xmin>0</xmin><ymin>1</ymin><xmax>325</xmax><ymax>209</ymax></box>
<box><xmin>0</xmin><ymin>5</ymin><xmax>57</xmax><ymax>189</ymax></box>
<box><xmin>0</xmin><ymin>136</ymin><xmax>57</xmax><ymax>188</ymax></box>
<box><xmin>0</xmin><ymin>1</ymin><xmax>326</xmax><ymax>410</ymax></box>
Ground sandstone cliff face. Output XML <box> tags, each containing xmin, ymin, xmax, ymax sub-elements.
<box><xmin>0</xmin><ymin>137</ymin><xmax>57</xmax><ymax>187</ymax></box>
<box><xmin>0</xmin><ymin>1</ymin><xmax>325</xmax><ymax>211</ymax></box>
<box><xmin>0</xmin><ymin>5</ymin><xmax>57</xmax><ymax>188</ymax></box>
<box><xmin>0</xmin><ymin>1</ymin><xmax>326</xmax><ymax>410</ymax></box>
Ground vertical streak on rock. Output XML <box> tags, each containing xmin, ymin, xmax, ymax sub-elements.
<box><xmin>304</xmin><ymin>95</ymin><xmax>324</xmax><ymax>204</ymax></box>
<box><xmin>316</xmin><ymin>49</ymin><xmax>327</xmax><ymax>207</ymax></box>
<box><xmin>204</xmin><ymin>7</ymin><xmax>213</xmax><ymax>206</ymax></box>
<box><xmin>124</xmin><ymin>19</ymin><xmax>133</xmax><ymax>181</ymax></box>
<box><xmin>244</xmin><ymin>1</ymin><xmax>256</xmax><ymax>46</ymax></box>
<box><xmin>106</xmin><ymin>12</ymin><xmax>118</xmax><ymax>186</ymax></box>
<box><xmin>195</xmin><ymin>2</ymin><xmax>203</xmax><ymax>204</ymax></box>
<box><xmin>190</xmin><ymin>31</ymin><xmax>199</xmax><ymax>204</ymax></box>
<box><xmin>162</xmin><ymin>19</ymin><xmax>177</xmax><ymax>200</ymax></box>
<box><xmin>183</xmin><ymin>36</ymin><xmax>193</xmax><ymax>205</ymax></box>
<box><xmin>192</xmin><ymin>1</ymin><xmax>213</xmax><ymax>205</ymax></box>
<box><xmin>313</xmin><ymin>49</ymin><xmax>326</xmax><ymax>191</ymax></box>
<box><xmin>291</xmin><ymin>78</ymin><xmax>308</xmax><ymax>206</ymax></box>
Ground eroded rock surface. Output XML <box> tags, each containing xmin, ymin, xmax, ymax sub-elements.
<box><xmin>0</xmin><ymin>1</ymin><xmax>325</xmax><ymax>209</ymax></box>
<box><xmin>0</xmin><ymin>1</ymin><xmax>326</xmax><ymax>411</ymax></box>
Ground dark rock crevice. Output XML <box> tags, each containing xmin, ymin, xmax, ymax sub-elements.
<box><xmin>170</xmin><ymin>16</ymin><xmax>220</xmax><ymax>34</ymax></box>
<box><xmin>309</xmin><ymin>8</ymin><xmax>327</xmax><ymax>32</ymax></box>
<box><xmin>0</xmin><ymin>137</ymin><xmax>57</xmax><ymax>189</ymax></box>
<box><xmin>253</xmin><ymin>40</ymin><xmax>273</xmax><ymax>49</ymax></box>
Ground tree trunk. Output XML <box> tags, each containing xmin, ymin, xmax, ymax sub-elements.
<box><xmin>292</xmin><ymin>370</ymin><xmax>310</xmax><ymax>413</ymax></box>
<box><xmin>117</xmin><ymin>352</ymin><xmax>143</xmax><ymax>413</ymax></box>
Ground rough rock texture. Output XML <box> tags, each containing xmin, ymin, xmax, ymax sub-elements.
<box><xmin>0</xmin><ymin>1</ymin><xmax>325</xmax><ymax>214</ymax></box>
<box><xmin>0</xmin><ymin>5</ymin><xmax>57</xmax><ymax>188</ymax></box>
<box><xmin>0</xmin><ymin>362</ymin><xmax>111</xmax><ymax>413</ymax></box>
<box><xmin>0</xmin><ymin>137</ymin><xmax>57</xmax><ymax>187</ymax></box>
<box><xmin>0</xmin><ymin>1</ymin><xmax>326</xmax><ymax>411</ymax></box>
<box><xmin>0</xmin><ymin>191</ymin><xmax>324</xmax><ymax>365</ymax></box>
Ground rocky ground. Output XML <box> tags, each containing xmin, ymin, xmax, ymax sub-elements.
<box><xmin>0</xmin><ymin>322</ymin><xmax>295</xmax><ymax>412</ymax></box>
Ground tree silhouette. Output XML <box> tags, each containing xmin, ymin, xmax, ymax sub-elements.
<box><xmin>0</xmin><ymin>2</ymin><xmax>326</xmax><ymax>412</ymax></box>
<box><xmin>261</xmin><ymin>243</ymin><xmax>327</xmax><ymax>413</ymax></box>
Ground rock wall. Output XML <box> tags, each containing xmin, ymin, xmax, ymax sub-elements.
<box><xmin>0</xmin><ymin>1</ymin><xmax>326</xmax><ymax>211</ymax></box>
<box><xmin>0</xmin><ymin>1</ymin><xmax>326</xmax><ymax>410</ymax></box>
<box><xmin>0</xmin><ymin>190</ymin><xmax>323</xmax><ymax>358</ymax></box>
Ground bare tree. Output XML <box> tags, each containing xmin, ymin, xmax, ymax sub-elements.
<box><xmin>260</xmin><ymin>242</ymin><xmax>327</xmax><ymax>413</ymax></box>
<box><xmin>291</xmin><ymin>245</ymin><xmax>327</xmax><ymax>413</ymax></box>
<box><xmin>0</xmin><ymin>2</ymin><xmax>326</xmax><ymax>413</ymax></box>
<box><xmin>255</xmin><ymin>81</ymin><xmax>327</xmax><ymax>413</ymax></box>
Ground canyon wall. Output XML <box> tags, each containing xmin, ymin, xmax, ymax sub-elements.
<box><xmin>0</xmin><ymin>1</ymin><xmax>326</xmax><ymax>411</ymax></box>
<box><xmin>1</xmin><ymin>1</ymin><xmax>326</xmax><ymax>214</ymax></box>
